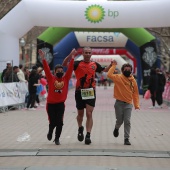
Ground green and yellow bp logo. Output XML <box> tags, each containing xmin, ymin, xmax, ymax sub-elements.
<box><xmin>85</xmin><ymin>5</ymin><xmax>105</xmax><ymax>23</ymax></box>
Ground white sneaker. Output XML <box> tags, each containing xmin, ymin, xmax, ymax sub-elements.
<box><xmin>155</xmin><ymin>105</ymin><xmax>162</xmax><ymax>108</ymax></box>
<box><xmin>29</xmin><ymin>108</ymin><xmax>36</xmax><ymax>111</ymax></box>
<box><xmin>148</xmin><ymin>106</ymin><xmax>155</xmax><ymax>109</ymax></box>
<box><xmin>35</xmin><ymin>103</ymin><xmax>38</xmax><ymax>107</ymax></box>
<box><xmin>39</xmin><ymin>103</ymin><xmax>45</xmax><ymax>107</ymax></box>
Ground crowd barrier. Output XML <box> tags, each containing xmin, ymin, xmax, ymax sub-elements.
<box><xmin>0</xmin><ymin>79</ymin><xmax>75</xmax><ymax>113</ymax></box>
<box><xmin>1</xmin><ymin>80</ymin><xmax>168</xmax><ymax>113</ymax></box>
<box><xmin>0</xmin><ymin>82</ymin><xmax>28</xmax><ymax>112</ymax></box>
<box><xmin>163</xmin><ymin>82</ymin><xmax>170</xmax><ymax>106</ymax></box>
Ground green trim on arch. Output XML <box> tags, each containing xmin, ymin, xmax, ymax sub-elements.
<box><xmin>38</xmin><ymin>27</ymin><xmax>155</xmax><ymax>47</ymax></box>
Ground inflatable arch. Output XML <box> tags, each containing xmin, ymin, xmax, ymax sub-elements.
<box><xmin>37</xmin><ymin>30</ymin><xmax>143</xmax><ymax>92</ymax></box>
<box><xmin>0</xmin><ymin>0</ymin><xmax>170</xmax><ymax>65</ymax></box>
<box><xmin>0</xmin><ymin>0</ymin><xmax>169</xmax><ymax>93</ymax></box>
<box><xmin>38</xmin><ymin>27</ymin><xmax>155</xmax><ymax>47</ymax></box>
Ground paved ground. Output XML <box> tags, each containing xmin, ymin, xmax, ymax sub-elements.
<box><xmin>0</xmin><ymin>85</ymin><xmax>170</xmax><ymax>170</ymax></box>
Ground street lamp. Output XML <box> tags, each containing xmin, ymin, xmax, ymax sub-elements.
<box><xmin>20</xmin><ymin>38</ymin><xmax>26</xmax><ymax>60</ymax></box>
<box><xmin>29</xmin><ymin>43</ymin><xmax>35</xmax><ymax>68</ymax></box>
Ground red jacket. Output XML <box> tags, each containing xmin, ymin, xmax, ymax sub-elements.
<box><xmin>43</xmin><ymin>58</ymin><xmax>74</xmax><ymax>104</ymax></box>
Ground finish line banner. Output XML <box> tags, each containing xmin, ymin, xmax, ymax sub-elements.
<box><xmin>75</xmin><ymin>32</ymin><xmax>128</xmax><ymax>48</ymax></box>
<box><xmin>0</xmin><ymin>82</ymin><xmax>28</xmax><ymax>107</ymax></box>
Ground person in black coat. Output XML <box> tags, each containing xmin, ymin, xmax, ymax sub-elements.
<box><xmin>148</xmin><ymin>68</ymin><xmax>158</xmax><ymax>109</ymax></box>
<box><xmin>155</xmin><ymin>68</ymin><xmax>166</xmax><ymax>108</ymax></box>
<box><xmin>26</xmin><ymin>69</ymin><xmax>40</xmax><ymax>110</ymax></box>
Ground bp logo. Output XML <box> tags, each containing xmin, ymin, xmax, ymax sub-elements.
<box><xmin>85</xmin><ymin>5</ymin><xmax>105</xmax><ymax>23</ymax></box>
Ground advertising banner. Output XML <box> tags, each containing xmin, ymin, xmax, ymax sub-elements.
<box><xmin>37</xmin><ymin>39</ymin><xmax>53</xmax><ymax>70</ymax></box>
<box><xmin>140</xmin><ymin>41</ymin><xmax>157</xmax><ymax>92</ymax></box>
<box><xmin>75</xmin><ymin>32</ymin><xmax>128</xmax><ymax>48</ymax></box>
<box><xmin>0</xmin><ymin>82</ymin><xmax>28</xmax><ymax>107</ymax></box>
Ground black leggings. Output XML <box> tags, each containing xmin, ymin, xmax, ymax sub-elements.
<box><xmin>156</xmin><ymin>90</ymin><xmax>163</xmax><ymax>105</ymax></box>
<box><xmin>47</xmin><ymin>103</ymin><xmax>65</xmax><ymax>139</ymax></box>
<box><xmin>27</xmin><ymin>93</ymin><xmax>36</xmax><ymax>108</ymax></box>
<box><xmin>150</xmin><ymin>91</ymin><xmax>156</xmax><ymax>106</ymax></box>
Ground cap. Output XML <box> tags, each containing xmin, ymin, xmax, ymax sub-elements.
<box><xmin>6</xmin><ymin>61</ymin><xmax>11</xmax><ymax>64</ymax></box>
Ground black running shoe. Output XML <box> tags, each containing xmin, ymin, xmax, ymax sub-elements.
<box><xmin>124</xmin><ymin>138</ymin><xmax>131</xmax><ymax>145</ymax></box>
<box><xmin>85</xmin><ymin>135</ymin><xmax>91</xmax><ymax>145</ymax></box>
<box><xmin>77</xmin><ymin>126</ymin><xmax>84</xmax><ymax>142</ymax></box>
<box><xmin>47</xmin><ymin>124</ymin><xmax>54</xmax><ymax>141</ymax></box>
<box><xmin>113</xmin><ymin>128</ymin><xmax>119</xmax><ymax>137</ymax></box>
<box><xmin>53</xmin><ymin>138</ymin><xmax>60</xmax><ymax>145</ymax></box>
<box><xmin>47</xmin><ymin>133</ymin><xmax>52</xmax><ymax>141</ymax></box>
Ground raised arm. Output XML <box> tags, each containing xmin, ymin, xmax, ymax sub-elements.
<box><xmin>38</xmin><ymin>49</ymin><xmax>52</xmax><ymax>80</ymax></box>
<box><xmin>103</xmin><ymin>61</ymin><xmax>113</xmax><ymax>72</ymax></box>
<box><xmin>107</xmin><ymin>60</ymin><xmax>117</xmax><ymax>80</ymax></box>
<box><xmin>62</xmin><ymin>48</ymin><xmax>77</xmax><ymax>67</ymax></box>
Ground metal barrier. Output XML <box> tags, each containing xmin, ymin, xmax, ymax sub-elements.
<box><xmin>0</xmin><ymin>82</ymin><xmax>28</xmax><ymax>113</ymax></box>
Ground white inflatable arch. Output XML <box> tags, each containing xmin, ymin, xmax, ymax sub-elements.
<box><xmin>0</xmin><ymin>0</ymin><xmax>170</xmax><ymax>66</ymax></box>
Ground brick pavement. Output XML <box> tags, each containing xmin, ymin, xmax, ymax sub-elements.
<box><xmin>0</xmin><ymin>86</ymin><xmax>170</xmax><ymax>170</ymax></box>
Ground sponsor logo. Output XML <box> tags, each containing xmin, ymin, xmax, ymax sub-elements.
<box><xmin>85</xmin><ymin>5</ymin><xmax>119</xmax><ymax>23</ymax></box>
<box><xmin>87</xmin><ymin>35</ymin><xmax>114</xmax><ymax>42</ymax></box>
<box><xmin>85</xmin><ymin>5</ymin><xmax>105</xmax><ymax>23</ymax></box>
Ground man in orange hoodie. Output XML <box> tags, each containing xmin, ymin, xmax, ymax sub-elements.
<box><xmin>107</xmin><ymin>60</ymin><xmax>140</xmax><ymax>145</ymax></box>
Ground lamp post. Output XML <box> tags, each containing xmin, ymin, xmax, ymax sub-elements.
<box><xmin>29</xmin><ymin>43</ymin><xmax>35</xmax><ymax>68</ymax></box>
<box><xmin>20</xmin><ymin>38</ymin><xmax>26</xmax><ymax>61</ymax></box>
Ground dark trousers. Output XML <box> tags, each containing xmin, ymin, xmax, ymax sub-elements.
<box><xmin>150</xmin><ymin>91</ymin><xmax>156</xmax><ymax>106</ymax></box>
<box><xmin>36</xmin><ymin>95</ymin><xmax>40</xmax><ymax>104</ymax></box>
<box><xmin>156</xmin><ymin>90</ymin><xmax>164</xmax><ymax>105</ymax></box>
<box><xmin>27</xmin><ymin>93</ymin><xmax>36</xmax><ymax>108</ymax></box>
<box><xmin>47</xmin><ymin>103</ymin><xmax>65</xmax><ymax>139</ymax></box>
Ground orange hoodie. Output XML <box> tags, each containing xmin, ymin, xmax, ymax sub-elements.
<box><xmin>107</xmin><ymin>64</ymin><xmax>140</xmax><ymax>109</ymax></box>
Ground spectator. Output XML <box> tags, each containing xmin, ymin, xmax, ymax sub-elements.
<box><xmin>5</xmin><ymin>66</ymin><xmax>19</xmax><ymax>83</ymax></box>
<box><xmin>148</xmin><ymin>68</ymin><xmax>158</xmax><ymax>109</ymax></box>
<box><xmin>26</xmin><ymin>69</ymin><xmax>40</xmax><ymax>111</ymax></box>
<box><xmin>35</xmin><ymin>67</ymin><xmax>45</xmax><ymax>107</ymax></box>
<box><xmin>101</xmin><ymin>72</ymin><xmax>108</xmax><ymax>89</ymax></box>
<box><xmin>23</xmin><ymin>67</ymin><xmax>30</xmax><ymax>81</ymax></box>
<box><xmin>1</xmin><ymin>61</ymin><xmax>12</xmax><ymax>82</ymax></box>
<box><xmin>155</xmin><ymin>68</ymin><xmax>166</xmax><ymax>108</ymax></box>
<box><xmin>3</xmin><ymin>67</ymin><xmax>12</xmax><ymax>83</ymax></box>
<box><xmin>17</xmin><ymin>64</ymin><xmax>27</xmax><ymax>82</ymax></box>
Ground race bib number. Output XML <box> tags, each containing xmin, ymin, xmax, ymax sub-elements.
<box><xmin>81</xmin><ymin>88</ymin><xmax>95</xmax><ymax>100</ymax></box>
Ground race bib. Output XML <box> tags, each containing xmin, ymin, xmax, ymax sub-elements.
<box><xmin>81</xmin><ymin>88</ymin><xmax>95</xmax><ymax>100</ymax></box>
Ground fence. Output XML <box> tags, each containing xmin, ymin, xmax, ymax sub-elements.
<box><xmin>0</xmin><ymin>82</ymin><xmax>28</xmax><ymax>112</ymax></box>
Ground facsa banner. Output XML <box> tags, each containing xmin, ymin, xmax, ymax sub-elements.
<box><xmin>74</xmin><ymin>32</ymin><xmax>128</xmax><ymax>48</ymax></box>
<box><xmin>0</xmin><ymin>82</ymin><xmax>28</xmax><ymax>107</ymax></box>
